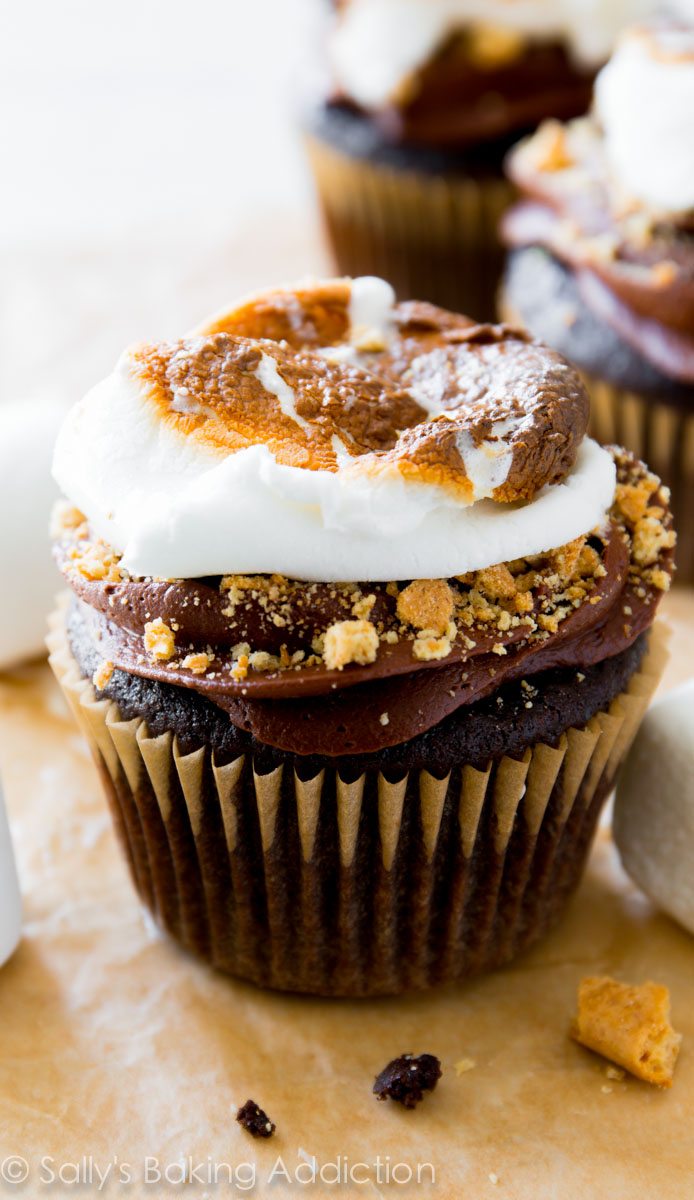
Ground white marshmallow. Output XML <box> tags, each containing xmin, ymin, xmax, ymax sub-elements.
<box><xmin>52</xmin><ymin>338</ymin><xmax>616</xmax><ymax>582</ymax></box>
<box><xmin>614</xmin><ymin>679</ymin><xmax>694</xmax><ymax>936</ymax></box>
<box><xmin>331</xmin><ymin>0</ymin><xmax>660</xmax><ymax>109</ymax></box>
<box><xmin>595</xmin><ymin>23</ymin><xmax>694</xmax><ymax>213</ymax></box>
<box><xmin>0</xmin><ymin>399</ymin><xmax>64</xmax><ymax>668</ymax></box>
<box><xmin>0</xmin><ymin>783</ymin><xmax>21</xmax><ymax>967</ymax></box>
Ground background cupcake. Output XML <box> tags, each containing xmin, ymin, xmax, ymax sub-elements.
<box><xmin>49</xmin><ymin>277</ymin><xmax>674</xmax><ymax>996</ymax></box>
<box><xmin>501</xmin><ymin>21</ymin><xmax>694</xmax><ymax>579</ymax></box>
<box><xmin>304</xmin><ymin>0</ymin><xmax>660</xmax><ymax>319</ymax></box>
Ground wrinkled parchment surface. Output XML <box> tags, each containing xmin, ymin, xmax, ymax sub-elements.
<box><xmin>0</xmin><ymin>590</ymin><xmax>693</xmax><ymax>1200</ymax></box>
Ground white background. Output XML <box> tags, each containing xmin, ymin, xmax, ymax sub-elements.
<box><xmin>0</xmin><ymin>0</ymin><xmax>328</xmax><ymax>399</ymax></box>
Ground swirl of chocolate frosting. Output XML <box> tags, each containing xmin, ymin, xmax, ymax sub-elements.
<box><xmin>503</xmin><ymin>118</ymin><xmax>694</xmax><ymax>384</ymax></box>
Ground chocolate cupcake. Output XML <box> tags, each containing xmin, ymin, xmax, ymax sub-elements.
<box><xmin>304</xmin><ymin>0</ymin><xmax>659</xmax><ymax>319</ymax></box>
<box><xmin>48</xmin><ymin>276</ymin><xmax>674</xmax><ymax>996</ymax></box>
<box><xmin>501</xmin><ymin>21</ymin><xmax>694</xmax><ymax>578</ymax></box>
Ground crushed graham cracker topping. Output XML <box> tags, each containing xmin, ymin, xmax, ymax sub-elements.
<box><xmin>53</xmin><ymin>448</ymin><xmax>675</xmax><ymax>691</ymax></box>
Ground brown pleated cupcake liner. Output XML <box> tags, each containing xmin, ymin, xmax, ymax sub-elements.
<box><xmin>48</xmin><ymin>601</ymin><xmax>668</xmax><ymax>997</ymax></box>
<box><xmin>305</xmin><ymin>133</ymin><xmax>513</xmax><ymax>321</ymax></box>
<box><xmin>587</xmin><ymin>376</ymin><xmax>694</xmax><ymax>584</ymax></box>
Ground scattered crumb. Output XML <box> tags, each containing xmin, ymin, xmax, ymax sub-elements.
<box><xmin>143</xmin><ymin>618</ymin><xmax>176</xmax><ymax>661</ymax></box>
<box><xmin>373</xmin><ymin>1054</ymin><xmax>442</xmax><ymax>1109</ymax></box>
<box><xmin>571</xmin><ymin>976</ymin><xmax>682</xmax><ymax>1087</ymax></box>
<box><xmin>235</xmin><ymin>1099</ymin><xmax>276</xmax><ymax>1139</ymax></box>
<box><xmin>323</xmin><ymin>619</ymin><xmax>379</xmax><ymax>670</ymax></box>
<box><xmin>379</xmin><ymin>712</ymin><xmax>390</xmax><ymax>726</ymax></box>
<box><xmin>181</xmin><ymin>652</ymin><xmax>212</xmax><ymax>674</ymax></box>
<box><xmin>397</xmin><ymin>578</ymin><xmax>454</xmax><ymax>635</ymax></box>
<box><xmin>454</xmin><ymin>1058</ymin><xmax>476</xmax><ymax>1077</ymax></box>
<box><xmin>92</xmin><ymin>660</ymin><xmax>114</xmax><ymax>691</ymax></box>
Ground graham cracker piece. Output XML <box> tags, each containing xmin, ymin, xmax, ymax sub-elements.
<box><xmin>571</xmin><ymin>976</ymin><xmax>682</xmax><ymax>1087</ymax></box>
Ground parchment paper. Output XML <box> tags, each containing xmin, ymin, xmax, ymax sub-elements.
<box><xmin>1</xmin><ymin>590</ymin><xmax>693</xmax><ymax>1200</ymax></box>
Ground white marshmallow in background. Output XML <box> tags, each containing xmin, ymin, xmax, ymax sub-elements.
<box><xmin>0</xmin><ymin>782</ymin><xmax>21</xmax><ymax>966</ymax></box>
<box><xmin>0</xmin><ymin>398</ymin><xmax>66</xmax><ymax>669</ymax></box>
<box><xmin>594</xmin><ymin>22</ymin><xmax>694</xmax><ymax>213</ymax></box>
<box><xmin>614</xmin><ymin>680</ymin><xmax>694</xmax><ymax>937</ymax></box>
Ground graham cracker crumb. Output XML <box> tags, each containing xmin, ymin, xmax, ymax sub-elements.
<box><xmin>530</xmin><ymin>119</ymin><xmax>574</xmax><ymax>172</ymax></box>
<box><xmin>352</xmin><ymin>592</ymin><xmax>376</xmax><ymax>620</ymax></box>
<box><xmin>92</xmin><ymin>660</ymin><xmax>114</xmax><ymax>690</ymax></box>
<box><xmin>181</xmin><ymin>652</ymin><xmax>212</xmax><ymax>674</ymax></box>
<box><xmin>323</xmin><ymin>619</ymin><xmax>379</xmax><ymax>670</ymax></box>
<box><xmin>454</xmin><ymin>1058</ymin><xmax>476</xmax><ymax>1077</ymax></box>
<box><xmin>230</xmin><ymin>654</ymin><xmax>249</xmax><ymax>681</ymax></box>
<box><xmin>50</xmin><ymin>499</ymin><xmax>87</xmax><ymax>540</ymax></box>
<box><xmin>397</xmin><ymin>578</ymin><xmax>454</xmax><ymax>635</ymax></box>
<box><xmin>144</xmin><ymin>618</ymin><xmax>176</xmax><ymax>661</ymax></box>
<box><xmin>571</xmin><ymin>976</ymin><xmax>682</xmax><ymax>1087</ymax></box>
<box><xmin>413</xmin><ymin>632</ymin><xmax>452</xmax><ymax>661</ymax></box>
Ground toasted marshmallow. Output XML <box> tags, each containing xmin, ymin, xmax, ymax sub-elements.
<box><xmin>595</xmin><ymin>22</ymin><xmax>694</xmax><ymax>213</ymax></box>
<box><xmin>53</xmin><ymin>277</ymin><xmax>616</xmax><ymax>582</ymax></box>
<box><xmin>331</xmin><ymin>0</ymin><xmax>660</xmax><ymax>110</ymax></box>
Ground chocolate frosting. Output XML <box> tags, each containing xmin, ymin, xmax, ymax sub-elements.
<box><xmin>58</xmin><ymin>449</ymin><xmax>674</xmax><ymax>756</ymax></box>
<box><xmin>503</xmin><ymin>124</ymin><xmax>694</xmax><ymax>384</ymax></box>
<box><xmin>333</xmin><ymin>35</ymin><xmax>594</xmax><ymax>150</ymax></box>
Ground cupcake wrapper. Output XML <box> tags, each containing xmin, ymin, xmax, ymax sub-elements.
<box><xmin>305</xmin><ymin>133</ymin><xmax>513</xmax><ymax>321</ymax></box>
<box><xmin>48</xmin><ymin>601</ymin><xmax>668</xmax><ymax>996</ymax></box>
<box><xmin>587</xmin><ymin>376</ymin><xmax>694</xmax><ymax>583</ymax></box>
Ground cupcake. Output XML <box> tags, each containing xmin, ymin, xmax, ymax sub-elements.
<box><xmin>48</xmin><ymin>275</ymin><xmax>675</xmax><ymax>996</ymax></box>
<box><xmin>501</xmin><ymin>21</ymin><xmax>694</xmax><ymax>578</ymax></box>
<box><xmin>305</xmin><ymin>0</ymin><xmax>659</xmax><ymax>320</ymax></box>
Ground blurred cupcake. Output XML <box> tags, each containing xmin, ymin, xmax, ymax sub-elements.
<box><xmin>501</xmin><ymin>21</ymin><xmax>694</xmax><ymax>577</ymax></box>
<box><xmin>49</xmin><ymin>276</ymin><xmax>674</xmax><ymax>996</ymax></box>
<box><xmin>305</xmin><ymin>0</ymin><xmax>660</xmax><ymax>319</ymax></box>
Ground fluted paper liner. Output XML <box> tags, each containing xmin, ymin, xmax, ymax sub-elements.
<box><xmin>305</xmin><ymin>133</ymin><xmax>513</xmax><ymax>322</ymax></box>
<box><xmin>48</xmin><ymin>600</ymin><xmax>668</xmax><ymax>996</ymax></box>
<box><xmin>587</xmin><ymin>376</ymin><xmax>694</xmax><ymax>583</ymax></box>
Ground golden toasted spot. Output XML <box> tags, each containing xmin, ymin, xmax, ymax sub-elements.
<box><xmin>397</xmin><ymin>578</ymin><xmax>454</xmax><ymax>635</ymax></box>
<box><xmin>92</xmin><ymin>660</ymin><xmax>114</xmax><ymax>690</ymax></box>
<box><xmin>572</xmin><ymin>977</ymin><xmax>682</xmax><ymax>1088</ymax></box>
<box><xmin>144</xmin><ymin>618</ymin><xmax>176</xmax><ymax>661</ymax></box>
<box><xmin>323</xmin><ymin>619</ymin><xmax>379</xmax><ymax>670</ymax></box>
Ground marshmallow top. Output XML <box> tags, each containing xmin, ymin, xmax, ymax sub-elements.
<box><xmin>331</xmin><ymin>0</ymin><xmax>659</xmax><ymax>109</ymax></box>
<box><xmin>595</xmin><ymin>22</ymin><xmax>694</xmax><ymax>213</ymax></box>
<box><xmin>52</xmin><ymin>277</ymin><xmax>615</xmax><ymax>582</ymax></box>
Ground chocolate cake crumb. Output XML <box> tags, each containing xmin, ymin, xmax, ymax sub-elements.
<box><xmin>373</xmin><ymin>1053</ymin><xmax>442</xmax><ymax>1108</ymax></box>
<box><xmin>236</xmin><ymin>1099</ymin><xmax>276</xmax><ymax>1139</ymax></box>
